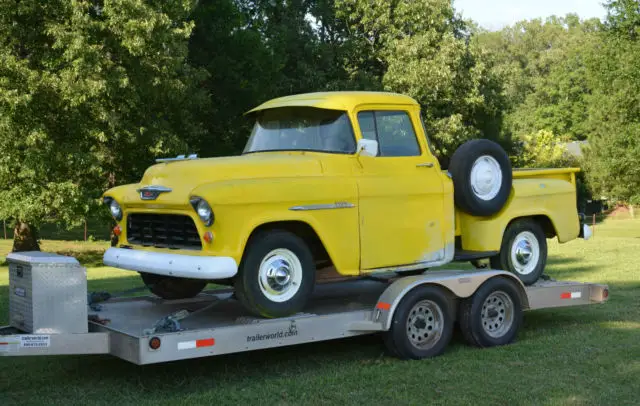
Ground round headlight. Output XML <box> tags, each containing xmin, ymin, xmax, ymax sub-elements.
<box><xmin>108</xmin><ymin>199</ymin><xmax>122</xmax><ymax>221</ymax></box>
<box><xmin>196</xmin><ymin>199</ymin><xmax>213</xmax><ymax>226</ymax></box>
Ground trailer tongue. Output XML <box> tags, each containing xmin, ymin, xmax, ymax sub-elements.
<box><xmin>1</xmin><ymin>252</ymin><xmax>608</xmax><ymax>364</ymax></box>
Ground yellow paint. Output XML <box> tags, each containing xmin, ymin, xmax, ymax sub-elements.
<box><xmin>104</xmin><ymin>91</ymin><xmax>581</xmax><ymax>277</ymax></box>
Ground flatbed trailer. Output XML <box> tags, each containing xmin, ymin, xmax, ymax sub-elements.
<box><xmin>0</xmin><ymin>253</ymin><xmax>609</xmax><ymax>364</ymax></box>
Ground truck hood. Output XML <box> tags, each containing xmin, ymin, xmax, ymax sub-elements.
<box><xmin>119</xmin><ymin>153</ymin><xmax>323</xmax><ymax>207</ymax></box>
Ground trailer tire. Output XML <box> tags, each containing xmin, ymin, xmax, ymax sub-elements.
<box><xmin>383</xmin><ymin>285</ymin><xmax>453</xmax><ymax>360</ymax></box>
<box><xmin>140</xmin><ymin>273</ymin><xmax>207</xmax><ymax>300</ymax></box>
<box><xmin>235</xmin><ymin>230</ymin><xmax>315</xmax><ymax>318</ymax></box>
<box><xmin>490</xmin><ymin>219</ymin><xmax>547</xmax><ymax>285</ymax></box>
<box><xmin>449</xmin><ymin>139</ymin><xmax>512</xmax><ymax>217</ymax></box>
<box><xmin>458</xmin><ymin>277</ymin><xmax>523</xmax><ymax>348</ymax></box>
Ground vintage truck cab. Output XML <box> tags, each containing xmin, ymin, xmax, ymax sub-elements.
<box><xmin>103</xmin><ymin>92</ymin><xmax>591</xmax><ymax>317</ymax></box>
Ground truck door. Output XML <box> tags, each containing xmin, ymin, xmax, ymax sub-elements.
<box><xmin>355</xmin><ymin>108</ymin><xmax>449</xmax><ymax>271</ymax></box>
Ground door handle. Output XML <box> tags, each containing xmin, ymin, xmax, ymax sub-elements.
<box><xmin>416</xmin><ymin>162</ymin><xmax>434</xmax><ymax>168</ymax></box>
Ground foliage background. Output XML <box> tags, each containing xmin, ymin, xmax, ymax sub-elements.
<box><xmin>1</xmin><ymin>0</ymin><xmax>639</xmax><ymax>240</ymax></box>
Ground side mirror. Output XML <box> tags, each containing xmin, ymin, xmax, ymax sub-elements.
<box><xmin>357</xmin><ymin>139</ymin><xmax>378</xmax><ymax>157</ymax></box>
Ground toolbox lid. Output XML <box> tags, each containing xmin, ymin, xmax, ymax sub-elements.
<box><xmin>7</xmin><ymin>251</ymin><xmax>81</xmax><ymax>266</ymax></box>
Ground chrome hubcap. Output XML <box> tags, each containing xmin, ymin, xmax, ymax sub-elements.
<box><xmin>510</xmin><ymin>231</ymin><xmax>540</xmax><ymax>275</ymax></box>
<box><xmin>470</xmin><ymin>155</ymin><xmax>503</xmax><ymax>201</ymax></box>
<box><xmin>258</xmin><ymin>249</ymin><xmax>302</xmax><ymax>303</ymax></box>
<box><xmin>406</xmin><ymin>300</ymin><xmax>443</xmax><ymax>349</ymax></box>
<box><xmin>481</xmin><ymin>291</ymin><xmax>514</xmax><ymax>338</ymax></box>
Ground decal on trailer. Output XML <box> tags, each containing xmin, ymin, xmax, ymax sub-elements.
<box><xmin>246</xmin><ymin>321</ymin><xmax>298</xmax><ymax>343</ymax></box>
<box><xmin>0</xmin><ymin>340</ymin><xmax>20</xmax><ymax>352</ymax></box>
<box><xmin>19</xmin><ymin>335</ymin><xmax>50</xmax><ymax>348</ymax></box>
<box><xmin>177</xmin><ymin>338</ymin><xmax>215</xmax><ymax>350</ymax></box>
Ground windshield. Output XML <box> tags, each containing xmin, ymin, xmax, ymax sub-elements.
<box><xmin>243</xmin><ymin>107</ymin><xmax>356</xmax><ymax>154</ymax></box>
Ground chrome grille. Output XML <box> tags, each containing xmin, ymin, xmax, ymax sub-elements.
<box><xmin>126</xmin><ymin>213</ymin><xmax>201</xmax><ymax>250</ymax></box>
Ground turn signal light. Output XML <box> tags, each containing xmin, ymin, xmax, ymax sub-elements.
<box><xmin>203</xmin><ymin>231</ymin><xmax>213</xmax><ymax>244</ymax></box>
<box><xmin>113</xmin><ymin>225</ymin><xmax>122</xmax><ymax>236</ymax></box>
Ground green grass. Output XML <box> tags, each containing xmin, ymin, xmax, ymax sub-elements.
<box><xmin>1</xmin><ymin>221</ymin><xmax>639</xmax><ymax>406</ymax></box>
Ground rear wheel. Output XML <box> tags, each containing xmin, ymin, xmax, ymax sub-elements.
<box><xmin>235</xmin><ymin>230</ymin><xmax>315</xmax><ymax>318</ymax></box>
<box><xmin>139</xmin><ymin>273</ymin><xmax>207</xmax><ymax>300</ymax></box>
<box><xmin>490</xmin><ymin>219</ymin><xmax>547</xmax><ymax>285</ymax></box>
<box><xmin>458</xmin><ymin>277</ymin><xmax>523</xmax><ymax>347</ymax></box>
<box><xmin>383</xmin><ymin>286</ymin><xmax>454</xmax><ymax>360</ymax></box>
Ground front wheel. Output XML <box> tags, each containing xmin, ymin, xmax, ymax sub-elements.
<box><xmin>490</xmin><ymin>219</ymin><xmax>547</xmax><ymax>285</ymax></box>
<box><xmin>235</xmin><ymin>230</ymin><xmax>315</xmax><ymax>318</ymax></box>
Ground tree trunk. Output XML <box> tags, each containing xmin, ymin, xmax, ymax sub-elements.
<box><xmin>12</xmin><ymin>221</ymin><xmax>40</xmax><ymax>252</ymax></box>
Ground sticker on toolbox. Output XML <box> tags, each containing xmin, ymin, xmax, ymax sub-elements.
<box><xmin>14</xmin><ymin>287</ymin><xmax>26</xmax><ymax>297</ymax></box>
<box><xmin>19</xmin><ymin>335</ymin><xmax>51</xmax><ymax>348</ymax></box>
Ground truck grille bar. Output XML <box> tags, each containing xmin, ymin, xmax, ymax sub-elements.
<box><xmin>126</xmin><ymin>214</ymin><xmax>202</xmax><ymax>250</ymax></box>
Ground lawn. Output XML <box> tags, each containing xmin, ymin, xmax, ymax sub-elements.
<box><xmin>1</xmin><ymin>221</ymin><xmax>639</xmax><ymax>406</ymax></box>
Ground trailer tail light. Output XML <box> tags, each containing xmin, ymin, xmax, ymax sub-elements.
<box><xmin>602</xmin><ymin>289</ymin><xmax>609</xmax><ymax>299</ymax></box>
<box><xmin>376</xmin><ymin>302</ymin><xmax>391</xmax><ymax>311</ymax></box>
<box><xmin>149</xmin><ymin>337</ymin><xmax>161</xmax><ymax>350</ymax></box>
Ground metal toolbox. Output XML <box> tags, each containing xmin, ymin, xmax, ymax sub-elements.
<box><xmin>7</xmin><ymin>251</ymin><xmax>88</xmax><ymax>334</ymax></box>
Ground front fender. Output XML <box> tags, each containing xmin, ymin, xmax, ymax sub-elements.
<box><xmin>191</xmin><ymin>177</ymin><xmax>360</xmax><ymax>275</ymax></box>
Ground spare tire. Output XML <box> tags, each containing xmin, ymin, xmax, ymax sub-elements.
<box><xmin>449</xmin><ymin>140</ymin><xmax>512</xmax><ymax>217</ymax></box>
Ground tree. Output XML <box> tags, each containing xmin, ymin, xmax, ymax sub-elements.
<box><xmin>478</xmin><ymin>15</ymin><xmax>602</xmax><ymax>145</ymax></box>
<box><xmin>336</xmin><ymin>0</ymin><xmax>510</xmax><ymax>159</ymax></box>
<box><xmin>0</xmin><ymin>0</ymin><xmax>207</xmax><ymax>251</ymax></box>
<box><xmin>582</xmin><ymin>16</ymin><xmax>640</xmax><ymax>204</ymax></box>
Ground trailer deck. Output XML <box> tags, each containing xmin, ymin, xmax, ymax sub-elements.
<box><xmin>1</xmin><ymin>268</ymin><xmax>608</xmax><ymax>365</ymax></box>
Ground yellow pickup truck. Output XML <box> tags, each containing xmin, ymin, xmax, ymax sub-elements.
<box><xmin>103</xmin><ymin>92</ymin><xmax>591</xmax><ymax>318</ymax></box>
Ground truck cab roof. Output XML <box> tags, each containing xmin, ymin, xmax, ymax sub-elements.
<box><xmin>247</xmin><ymin>91</ymin><xmax>419</xmax><ymax>114</ymax></box>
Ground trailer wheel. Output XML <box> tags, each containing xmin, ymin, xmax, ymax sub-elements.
<box><xmin>458</xmin><ymin>277</ymin><xmax>523</xmax><ymax>348</ymax></box>
<box><xmin>449</xmin><ymin>139</ymin><xmax>512</xmax><ymax>217</ymax></box>
<box><xmin>235</xmin><ymin>230</ymin><xmax>315</xmax><ymax>318</ymax></box>
<box><xmin>139</xmin><ymin>273</ymin><xmax>207</xmax><ymax>300</ymax></box>
<box><xmin>383</xmin><ymin>285</ymin><xmax>453</xmax><ymax>360</ymax></box>
<box><xmin>490</xmin><ymin>219</ymin><xmax>547</xmax><ymax>285</ymax></box>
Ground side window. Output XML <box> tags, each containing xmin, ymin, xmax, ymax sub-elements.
<box><xmin>357</xmin><ymin>111</ymin><xmax>421</xmax><ymax>157</ymax></box>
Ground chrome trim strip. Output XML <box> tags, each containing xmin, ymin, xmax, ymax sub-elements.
<box><xmin>289</xmin><ymin>202</ymin><xmax>356</xmax><ymax>211</ymax></box>
<box><xmin>137</xmin><ymin>185</ymin><xmax>172</xmax><ymax>193</ymax></box>
<box><xmin>156</xmin><ymin>154</ymin><xmax>198</xmax><ymax>163</ymax></box>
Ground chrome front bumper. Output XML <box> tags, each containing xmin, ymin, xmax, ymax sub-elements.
<box><xmin>103</xmin><ymin>248</ymin><xmax>238</xmax><ymax>280</ymax></box>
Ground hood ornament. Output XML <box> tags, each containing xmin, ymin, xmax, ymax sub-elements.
<box><xmin>137</xmin><ymin>185</ymin><xmax>172</xmax><ymax>201</ymax></box>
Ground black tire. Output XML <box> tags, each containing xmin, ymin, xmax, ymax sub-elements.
<box><xmin>382</xmin><ymin>285</ymin><xmax>454</xmax><ymax>360</ymax></box>
<box><xmin>490</xmin><ymin>219</ymin><xmax>547</xmax><ymax>286</ymax></box>
<box><xmin>449</xmin><ymin>139</ymin><xmax>512</xmax><ymax>217</ymax></box>
<box><xmin>458</xmin><ymin>277</ymin><xmax>523</xmax><ymax>347</ymax></box>
<box><xmin>235</xmin><ymin>230</ymin><xmax>315</xmax><ymax>318</ymax></box>
<box><xmin>139</xmin><ymin>273</ymin><xmax>207</xmax><ymax>300</ymax></box>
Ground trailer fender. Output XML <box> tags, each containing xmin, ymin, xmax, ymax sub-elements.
<box><xmin>374</xmin><ymin>270</ymin><xmax>528</xmax><ymax>331</ymax></box>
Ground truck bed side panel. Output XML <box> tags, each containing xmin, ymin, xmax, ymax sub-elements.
<box><xmin>457</xmin><ymin>175</ymin><xmax>580</xmax><ymax>252</ymax></box>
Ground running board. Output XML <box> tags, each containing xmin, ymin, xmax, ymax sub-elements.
<box><xmin>453</xmin><ymin>249</ymin><xmax>498</xmax><ymax>262</ymax></box>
